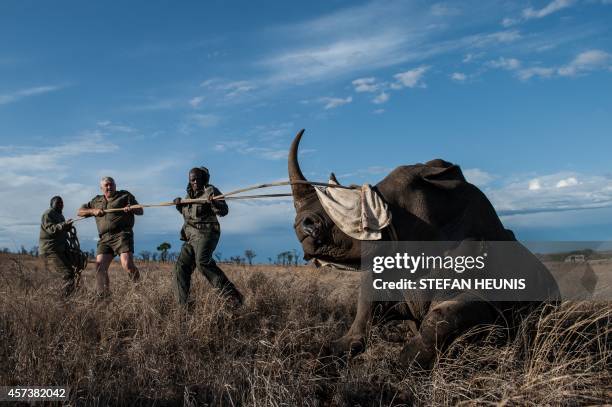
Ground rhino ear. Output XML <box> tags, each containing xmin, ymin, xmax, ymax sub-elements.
<box><xmin>421</xmin><ymin>162</ymin><xmax>466</xmax><ymax>189</ymax></box>
<box><xmin>329</xmin><ymin>172</ymin><xmax>340</xmax><ymax>185</ymax></box>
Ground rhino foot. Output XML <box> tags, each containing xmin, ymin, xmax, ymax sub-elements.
<box><xmin>326</xmin><ymin>334</ymin><xmax>366</xmax><ymax>359</ymax></box>
<box><xmin>399</xmin><ymin>335</ymin><xmax>436</xmax><ymax>370</ymax></box>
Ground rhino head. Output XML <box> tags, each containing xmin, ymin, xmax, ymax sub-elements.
<box><xmin>289</xmin><ymin>129</ymin><xmax>362</xmax><ymax>268</ymax></box>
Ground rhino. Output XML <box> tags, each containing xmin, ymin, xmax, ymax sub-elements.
<box><xmin>288</xmin><ymin>129</ymin><xmax>559</xmax><ymax>369</ymax></box>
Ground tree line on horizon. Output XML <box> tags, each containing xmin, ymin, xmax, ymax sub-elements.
<box><xmin>1</xmin><ymin>244</ymin><xmax>304</xmax><ymax>266</ymax></box>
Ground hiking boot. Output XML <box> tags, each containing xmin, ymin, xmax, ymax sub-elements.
<box><xmin>224</xmin><ymin>291</ymin><xmax>244</xmax><ymax>310</ymax></box>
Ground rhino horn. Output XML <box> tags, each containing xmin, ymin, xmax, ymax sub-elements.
<box><xmin>288</xmin><ymin>129</ymin><xmax>316</xmax><ymax>210</ymax></box>
<box><xmin>329</xmin><ymin>172</ymin><xmax>340</xmax><ymax>185</ymax></box>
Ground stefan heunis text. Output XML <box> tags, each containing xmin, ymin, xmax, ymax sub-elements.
<box><xmin>372</xmin><ymin>253</ymin><xmax>487</xmax><ymax>274</ymax></box>
<box><xmin>373</xmin><ymin>278</ymin><xmax>527</xmax><ymax>290</ymax></box>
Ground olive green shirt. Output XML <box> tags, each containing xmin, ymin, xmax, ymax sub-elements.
<box><xmin>81</xmin><ymin>190</ymin><xmax>139</xmax><ymax>237</ymax></box>
<box><xmin>177</xmin><ymin>185</ymin><xmax>228</xmax><ymax>241</ymax></box>
<box><xmin>39</xmin><ymin>208</ymin><xmax>69</xmax><ymax>255</ymax></box>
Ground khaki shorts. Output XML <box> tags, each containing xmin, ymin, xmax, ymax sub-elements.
<box><xmin>97</xmin><ymin>230</ymin><xmax>134</xmax><ymax>256</ymax></box>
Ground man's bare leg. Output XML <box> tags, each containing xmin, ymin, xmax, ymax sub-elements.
<box><xmin>96</xmin><ymin>254</ymin><xmax>114</xmax><ymax>297</ymax></box>
<box><xmin>120</xmin><ymin>252</ymin><xmax>140</xmax><ymax>281</ymax></box>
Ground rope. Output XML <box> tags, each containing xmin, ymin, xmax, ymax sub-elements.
<box><xmin>78</xmin><ymin>180</ymin><xmax>353</xmax><ymax>214</ymax></box>
<box><xmin>64</xmin><ymin>225</ymin><xmax>88</xmax><ymax>288</ymax></box>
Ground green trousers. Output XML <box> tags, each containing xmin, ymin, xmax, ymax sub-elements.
<box><xmin>174</xmin><ymin>225</ymin><xmax>242</xmax><ymax>305</ymax></box>
<box><xmin>44</xmin><ymin>251</ymin><xmax>76</xmax><ymax>298</ymax></box>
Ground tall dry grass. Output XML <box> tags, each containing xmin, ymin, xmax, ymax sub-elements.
<box><xmin>0</xmin><ymin>253</ymin><xmax>610</xmax><ymax>406</ymax></box>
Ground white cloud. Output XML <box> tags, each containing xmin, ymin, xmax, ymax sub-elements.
<box><xmin>213</xmin><ymin>123</ymin><xmax>309</xmax><ymax>160</ymax></box>
<box><xmin>464</xmin><ymin>168</ymin><xmax>494</xmax><ymax>186</ymax></box>
<box><xmin>451</xmin><ymin>72</ymin><xmax>467</xmax><ymax>81</ymax></box>
<box><xmin>501</xmin><ymin>17</ymin><xmax>519</xmax><ymax>27</ymax></box>
<box><xmin>0</xmin><ymin>85</ymin><xmax>64</xmax><ymax>106</ymax></box>
<box><xmin>0</xmin><ymin>133</ymin><xmax>117</xmax><ymax>174</ymax></box>
<box><xmin>261</xmin><ymin>33</ymin><xmax>410</xmax><ymax>85</ymax></box>
<box><xmin>0</xmin><ymin>133</ymin><xmax>121</xmax><ymax>249</ymax></box>
<box><xmin>373</xmin><ymin>108</ymin><xmax>385</xmax><ymax>114</ymax></box>
<box><xmin>220</xmin><ymin>81</ymin><xmax>257</xmax><ymax>98</ymax></box>
<box><xmin>469</xmin><ymin>30</ymin><xmax>522</xmax><ymax>47</ymax></box>
<box><xmin>352</xmin><ymin>77</ymin><xmax>380</xmax><ymax>93</ymax></box>
<box><xmin>486</xmin><ymin>57</ymin><xmax>521</xmax><ymax>70</ymax></box>
<box><xmin>392</xmin><ymin>66</ymin><xmax>430</xmax><ymax>89</ymax></box>
<box><xmin>517</xmin><ymin>66</ymin><xmax>555</xmax><ymax>80</ymax></box>
<box><xmin>189</xmin><ymin>96</ymin><xmax>204</xmax><ymax>108</ymax></box>
<box><xmin>523</xmin><ymin>0</ymin><xmax>575</xmax><ymax>20</ymax></box>
<box><xmin>501</xmin><ymin>0</ymin><xmax>576</xmax><ymax>28</ymax></box>
<box><xmin>319</xmin><ymin>96</ymin><xmax>352</xmax><ymax>109</ymax></box>
<box><xmin>556</xmin><ymin>177</ymin><xmax>578</xmax><ymax>188</ymax></box>
<box><xmin>372</xmin><ymin>92</ymin><xmax>389</xmax><ymax>104</ymax></box>
<box><xmin>258</xmin><ymin>2</ymin><xmax>522</xmax><ymax>86</ymax></box>
<box><xmin>488</xmin><ymin>172</ymin><xmax>612</xmax><ymax>217</ymax></box>
<box><xmin>197</xmin><ymin>78</ymin><xmax>257</xmax><ymax>102</ymax></box>
<box><xmin>462</xmin><ymin>52</ymin><xmax>483</xmax><ymax>63</ymax></box>
<box><xmin>557</xmin><ymin>49</ymin><xmax>612</xmax><ymax>76</ymax></box>
<box><xmin>517</xmin><ymin>49</ymin><xmax>611</xmax><ymax>81</ymax></box>
<box><xmin>528</xmin><ymin>179</ymin><xmax>542</xmax><ymax>190</ymax></box>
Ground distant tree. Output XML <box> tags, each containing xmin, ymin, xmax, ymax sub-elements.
<box><xmin>1</xmin><ymin>248</ymin><xmax>10</xmax><ymax>254</ymax></box>
<box><xmin>29</xmin><ymin>246</ymin><xmax>39</xmax><ymax>257</ymax></box>
<box><xmin>168</xmin><ymin>252</ymin><xmax>178</xmax><ymax>262</ymax></box>
<box><xmin>277</xmin><ymin>251</ymin><xmax>292</xmax><ymax>266</ymax></box>
<box><xmin>139</xmin><ymin>250</ymin><xmax>151</xmax><ymax>262</ymax></box>
<box><xmin>292</xmin><ymin>249</ymin><xmax>299</xmax><ymax>266</ymax></box>
<box><xmin>20</xmin><ymin>245</ymin><xmax>28</xmax><ymax>255</ymax></box>
<box><xmin>286</xmin><ymin>251</ymin><xmax>293</xmax><ymax>265</ymax></box>
<box><xmin>230</xmin><ymin>255</ymin><xmax>244</xmax><ymax>265</ymax></box>
<box><xmin>214</xmin><ymin>252</ymin><xmax>222</xmax><ymax>262</ymax></box>
<box><xmin>268</xmin><ymin>257</ymin><xmax>273</xmax><ymax>264</ymax></box>
<box><xmin>157</xmin><ymin>242</ymin><xmax>171</xmax><ymax>262</ymax></box>
<box><xmin>89</xmin><ymin>249</ymin><xmax>95</xmax><ymax>259</ymax></box>
<box><xmin>244</xmin><ymin>249</ymin><xmax>256</xmax><ymax>265</ymax></box>
<box><xmin>152</xmin><ymin>253</ymin><xmax>158</xmax><ymax>262</ymax></box>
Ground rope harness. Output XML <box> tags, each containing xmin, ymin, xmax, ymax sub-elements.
<box><xmin>64</xmin><ymin>225</ymin><xmax>88</xmax><ymax>288</ymax></box>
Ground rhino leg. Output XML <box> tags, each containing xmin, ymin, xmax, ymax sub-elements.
<box><xmin>328</xmin><ymin>282</ymin><xmax>372</xmax><ymax>357</ymax></box>
<box><xmin>399</xmin><ymin>296</ymin><xmax>498</xmax><ymax>369</ymax></box>
<box><xmin>328</xmin><ymin>272</ymin><xmax>410</xmax><ymax>358</ymax></box>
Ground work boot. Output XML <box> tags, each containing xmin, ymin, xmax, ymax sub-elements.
<box><xmin>223</xmin><ymin>290</ymin><xmax>244</xmax><ymax>310</ymax></box>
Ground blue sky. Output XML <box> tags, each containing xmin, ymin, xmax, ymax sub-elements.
<box><xmin>1</xmin><ymin>0</ymin><xmax>611</xmax><ymax>261</ymax></box>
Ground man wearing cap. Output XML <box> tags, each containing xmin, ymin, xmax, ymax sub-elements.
<box><xmin>39</xmin><ymin>195</ymin><xmax>76</xmax><ymax>297</ymax></box>
<box><xmin>78</xmin><ymin>176</ymin><xmax>143</xmax><ymax>297</ymax></box>
<box><xmin>173</xmin><ymin>167</ymin><xmax>243</xmax><ymax>307</ymax></box>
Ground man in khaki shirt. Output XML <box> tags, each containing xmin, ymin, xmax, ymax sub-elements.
<box><xmin>39</xmin><ymin>195</ymin><xmax>75</xmax><ymax>297</ymax></box>
<box><xmin>78</xmin><ymin>176</ymin><xmax>143</xmax><ymax>297</ymax></box>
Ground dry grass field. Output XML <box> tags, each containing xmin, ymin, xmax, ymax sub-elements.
<box><xmin>0</xmin><ymin>253</ymin><xmax>610</xmax><ymax>406</ymax></box>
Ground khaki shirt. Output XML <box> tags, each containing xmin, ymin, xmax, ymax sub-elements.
<box><xmin>177</xmin><ymin>185</ymin><xmax>228</xmax><ymax>241</ymax></box>
<box><xmin>81</xmin><ymin>190</ymin><xmax>139</xmax><ymax>237</ymax></box>
<box><xmin>39</xmin><ymin>208</ymin><xmax>68</xmax><ymax>255</ymax></box>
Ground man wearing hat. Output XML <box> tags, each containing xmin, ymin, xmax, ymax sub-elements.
<box><xmin>39</xmin><ymin>195</ymin><xmax>76</xmax><ymax>297</ymax></box>
<box><xmin>172</xmin><ymin>167</ymin><xmax>243</xmax><ymax>307</ymax></box>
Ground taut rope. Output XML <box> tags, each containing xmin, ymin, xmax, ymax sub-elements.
<box><xmin>71</xmin><ymin>180</ymin><xmax>356</xmax><ymax>218</ymax></box>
